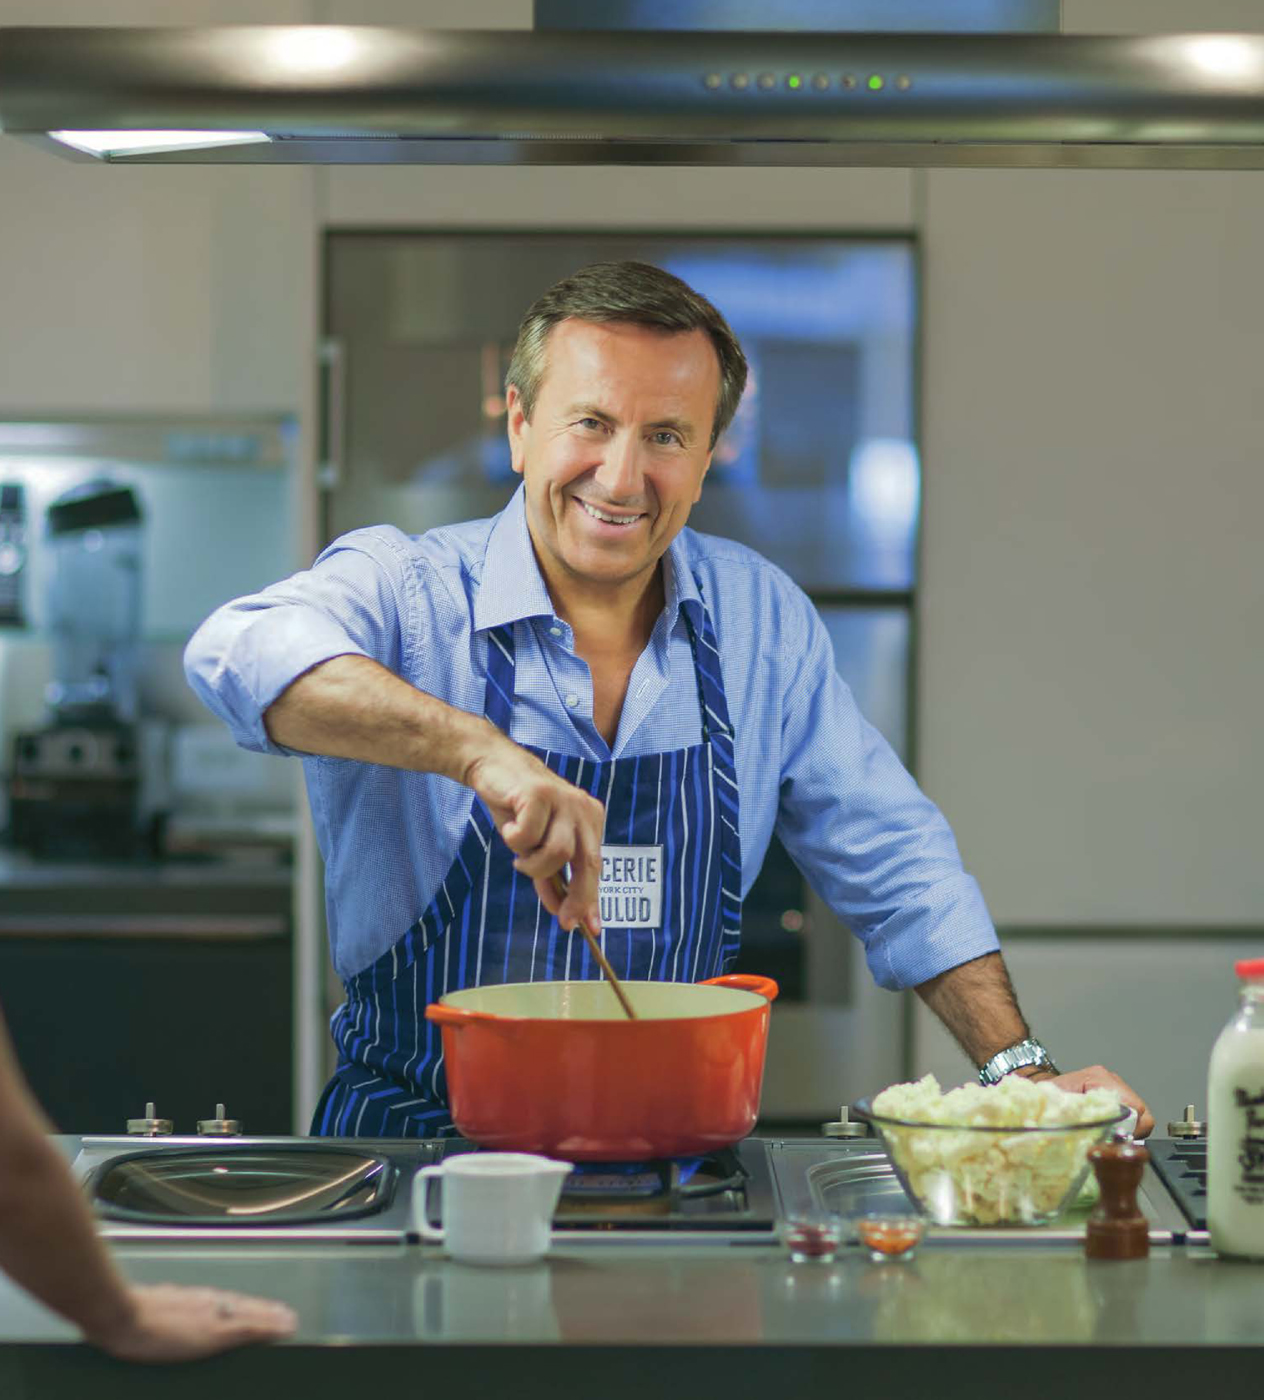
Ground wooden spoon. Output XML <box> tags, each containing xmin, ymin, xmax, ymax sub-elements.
<box><xmin>548</xmin><ymin>872</ymin><xmax>638</xmax><ymax>1020</ymax></box>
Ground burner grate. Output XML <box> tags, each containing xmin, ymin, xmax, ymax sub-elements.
<box><xmin>1146</xmin><ymin>1138</ymin><xmax>1207</xmax><ymax>1229</ymax></box>
<box><xmin>434</xmin><ymin>1139</ymin><xmax>772</xmax><ymax>1231</ymax></box>
<box><xmin>560</xmin><ymin>1147</ymin><xmax>747</xmax><ymax>1203</ymax></box>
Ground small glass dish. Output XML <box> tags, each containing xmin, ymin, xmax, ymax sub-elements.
<box><xmin>777</xmin><ymin>1211</ymin><xmax>845</xmax><ymax>1263</ymax></box>
<box><xmin>856</xmin><ymin>1213</ymin><xmax>925</xmax><ymax>1263</ymax></box>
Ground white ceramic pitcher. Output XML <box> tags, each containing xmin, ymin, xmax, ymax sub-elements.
<box><xmin>414</xmin><ymin>1152</ymin><xmax>572</xmax><ymax>1265</ymax></box>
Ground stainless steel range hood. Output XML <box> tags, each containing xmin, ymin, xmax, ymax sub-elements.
<box><xmin>3</xmin><ymin>23</ymin><xmax>1264</xmax><ymax>169</ymax></box>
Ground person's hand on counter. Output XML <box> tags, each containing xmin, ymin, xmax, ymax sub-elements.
<box><xmin>85</xmin><ymin>1284</ymin><xmax>296</xmax><ymax>1363</ymax></box>
<box><xmin>915</xmin><ymin>953</ymin><xmax>1154</xmax><ymax>1137</ymax></box>
<box><xmin>1036</xmin><ymin>1065</ymin><xmax>1154</xmax><ymax>1138</ymax></box>
<box><xmin>0</xmin><ymin>1007</ymin><xmax>295</xmax><ymax>1361</ymax></box>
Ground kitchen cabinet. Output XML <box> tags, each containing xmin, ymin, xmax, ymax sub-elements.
<box><xmin>0</xmin><ymin>3</ymin><xmax>370</xmax><ymax>429</ymax></box>
<box><xmin>918</xmin><ymin>164</ymin><xmax>1264</xmax><ymax>927</ymax></box>
<box><xmin>0</xmin><ymin>857</ymin><xmax>293</xmax><ymax>1133</ymax></box>
<box><xmin>0</xmin><ymin>0</ymin><xmax>315</xmax><ymax>417</ymax></box>
<box><xmin>0</xmin><ymin>142</ymin><xmax>313</xmax><ymax>417</ymax></box>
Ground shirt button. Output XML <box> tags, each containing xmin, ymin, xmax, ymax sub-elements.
<box><xmin>550</xmin><ymin>625</ymin><xmax>562</xmax><ymax>637</ymax></box>
<box><xmin>565</xmin><ymin>694</ymin><xmax>580</xmax><ymax>709</ymax></box>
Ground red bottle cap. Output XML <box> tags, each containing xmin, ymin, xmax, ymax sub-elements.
<box><xmin>1234</xmin><ymin>957</ymin><xmax>1264</xmax><ymax>980</ymax></box>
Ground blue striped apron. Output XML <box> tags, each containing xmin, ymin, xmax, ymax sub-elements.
<box><xmin>311</xmin><ymin>582</ymin><xmax>742</xmax><ymax>1138</ymax></box>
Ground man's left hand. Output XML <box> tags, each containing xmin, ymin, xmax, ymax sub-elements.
<box><xmin>1026</xmin><ymin>1064</ymin><xmax>1153</xmax><ymax>1137</ymax></box>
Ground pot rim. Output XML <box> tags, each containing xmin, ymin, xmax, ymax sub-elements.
<box><xmin>429</xmin><ymin>975</ymin><xmax>777</xmax><ymax>1027</ymax></box>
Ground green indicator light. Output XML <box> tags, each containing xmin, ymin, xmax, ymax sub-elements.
<box><xmin>787</xmin><ymin>74</ymin><xmax>801</xmax><ymax>90</ymax></box>
<box><xmin>868</xmin><ymin>74</ymin><xmax>885</xmax><ymax>91</ymax></box>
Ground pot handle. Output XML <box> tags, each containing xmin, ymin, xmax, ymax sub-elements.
<box><xmin>424</xmin><ymin>1004</ymin><xmax>486</xmax><ymax>1029</ymax></box>
<box><xmin>700</xmin><ymin>973</ymin><xmax>779</xmax><ymax>1003</ymax></box>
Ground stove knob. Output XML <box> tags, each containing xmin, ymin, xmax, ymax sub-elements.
<box><xmin>127</xmin><ymin>1101</ymin><xmax>174</xmax><ymax>1136</ymax></box>
<box><xmin>1167</xmin><ymin>1104</ymin><xmax>1207</xmax><ymax>1138</ymax></box>
<box><xmin>196</xmin><ymin>1103</ymin><xmax>242</xmax><ymax>1136</ymax></box>
<box><xmin>821</xmin><ymin>1104</ymin><xmax>870</xmax><ymax>1138</ymax></box>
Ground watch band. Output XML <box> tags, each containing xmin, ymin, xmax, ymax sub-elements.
<box><xmin>977</xmin><ymin>1037</ymin><xmax>1059</xmax><ymax>1086</ymax></box>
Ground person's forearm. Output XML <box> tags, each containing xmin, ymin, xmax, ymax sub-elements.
<box><xmin>0</xmin><ymin>1069</ymin><xmax>137</xmax><ymax>1342</ymax></box>
<box><xmin>267</xmin><ymin>657</ymin><xmax>608</xmax><ymax>935</ymax></box>
<box><xmin>264</xmin><ymin>654</ymin><xmax>501</xmax><ymax>783</ymax></box>
<box><xmin>913</xmin><ymin>951</ymin><xmax>1037</xmax><ymax>1070</ymax></box>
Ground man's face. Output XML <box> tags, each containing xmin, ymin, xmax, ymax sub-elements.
<box><xmin>507</xmin><ymin>318</ymin><xmax>719</xmax><ymax>605</ymax></box>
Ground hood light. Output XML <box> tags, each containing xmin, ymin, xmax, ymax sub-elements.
<box><xmin>1183</xmin><ymin>35</ymin><xmax>1263</xmax><ymax>81</ymax></box>
<box><xmin>48</xmin><ymin>130</ymin><xmax>271</xmax><ymax>158</ymax></box>
<box><xmin>265</xmin><ymin>27</ymin><xmax>363</xmax><ymax>76</ymax></box>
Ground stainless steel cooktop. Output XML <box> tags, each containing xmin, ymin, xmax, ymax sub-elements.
<box><xmin>69</xmin><ymin>1132</ymin><xmax>1202</xmax><ymax>1248</ymax></box>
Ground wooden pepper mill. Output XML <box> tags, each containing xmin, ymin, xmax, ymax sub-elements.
<box><xmin>1085</xmin><ymin>1138</ymin><xmax>1150</xmax><ymax>1260</ymax></box>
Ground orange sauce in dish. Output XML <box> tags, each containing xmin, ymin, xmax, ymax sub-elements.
<box><xmin>857</xmin><ymin>1216</ymin><xmax>923</xmax><ymax>1257</ymax></box>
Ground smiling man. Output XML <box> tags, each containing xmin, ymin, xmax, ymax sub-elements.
<box><xmin>506</xmin><ymin>313</ymin><xmax>725</xmax><ymax>758</ymax></box>
<box><xmin>185</xmin><ymin>261</ymin><xmax>1151</xmax><ymax>1137</ymax></box>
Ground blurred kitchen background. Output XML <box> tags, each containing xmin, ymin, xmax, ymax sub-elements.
<box><xmin>0</xmin><ymin>0</ymin><xmax>1261</xmax><ymax>1138</ymax></box>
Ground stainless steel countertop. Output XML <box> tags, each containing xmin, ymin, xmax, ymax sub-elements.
<box><xmin>5</xmin><ymin>1130</ymin><xmax>1260</xmax><ymax>1349</ymax></box>
<box><xmin>1</xmin><ymin>1237</ymin><xmax>1259</xmax><ymax>1348</ymax></box>
<box><xmin>3</xmin><ymin>1150</ymin><xmax>1261</xmax><ymax>1400</ymax></box>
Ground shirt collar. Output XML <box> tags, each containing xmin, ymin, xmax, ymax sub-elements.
<box><xmin>474</xmin><ymin>483</ymin><xmax>705</xmax><ymax>634</ymax></box>
<box><xmin>473</xmin><ymin>485</ymin><xmax>555</xmax><ymax>633</ymax></box>
<box><xmin>663</xmin><ymin>527</ymin><xmax>705</xmax><ymax>634</ymax></box>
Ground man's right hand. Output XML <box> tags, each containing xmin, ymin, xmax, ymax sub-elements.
<box><xmin>262</xmin><ymin>656</ymin><xmax>606</xmax><ymax>933</ymax></box>
<box><xmin>465</xmin><ymin>731</ymin><xmax>605</xmax><ymax>937</ymax></box>
<box><xmin>89</xmin><ymin>1284</ymin><xmax>297</xmax><ymax>1362</ymax></box>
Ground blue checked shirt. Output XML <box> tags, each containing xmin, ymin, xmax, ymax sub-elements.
<box><xmin>184</xmin><ymin>485</ymin><xmax>999</xmax><ymax>986</ymax></box>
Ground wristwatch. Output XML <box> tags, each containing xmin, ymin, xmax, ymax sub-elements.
<box><xmin>977</xmin><ymin>1038</ymin><xmax>1059</xmax><ymax>1086</ymax></box>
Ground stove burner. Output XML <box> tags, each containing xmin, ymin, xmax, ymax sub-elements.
<box><xmin>1146</xmin><ymin>1139</ymin><xmax>1207</xmax><ymax>1229</ymax></box>
<box><xmin>431</xmin><ymin>1139</ymin><xmax>769</xmax><ymax>1230</ymax></box>
<box><xmin>561</xmin><ymin>1149</ymin><xmax>747</xmax><ymax>1202</ymax></box>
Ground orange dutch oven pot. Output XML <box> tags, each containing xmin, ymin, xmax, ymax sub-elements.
<box><xmin>424</xmin><ymin>973</ymin><xmax>779</xmax><ymax>1161</ymax></box>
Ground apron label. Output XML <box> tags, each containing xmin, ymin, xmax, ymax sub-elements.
<box><xmin>599</xmin><ymin>845</ymin><xmax>663</xmax><ymax>929</ymax></box>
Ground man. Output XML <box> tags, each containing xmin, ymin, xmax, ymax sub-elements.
<box><xmin>186</xmin><ymin>261</ymin><xmax>1151</xmax><ymax>1137</ymax></box>
<box><xmin>0</xmin><ymin>1008</ymin><xmax>295</xmax><ymax>1360</ymax></box>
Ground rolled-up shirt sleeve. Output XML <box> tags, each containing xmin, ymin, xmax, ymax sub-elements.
<box><xmin>183</xmin><ymin>529</ymin><xmax>414</xmax><ymax>756</ymax></box>
<box><xmin>773</xmin><ymin>592</ymin><xmax>999</xmax><ymax>992</ymax></box>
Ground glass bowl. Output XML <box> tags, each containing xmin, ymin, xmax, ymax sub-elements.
<box><xmin>856</xmin><ymin>1213</ymin><xmax>925</xmax><ymax>1262</ymax></box>
<box><xmin>776</xmin><ymin>1210</ymin><xmax>845</xmax><ymax>1263</ymax></box>
<box><xmin>853</xmin><ymin>1097</ymin><xmax>1127</xmax><ymax>1227</ymax></box>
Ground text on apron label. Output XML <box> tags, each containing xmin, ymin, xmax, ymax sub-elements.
<box><xmin>599</xmin><ymin>845</ymin><xmax>663</xmax><ymax>929</ymax></box>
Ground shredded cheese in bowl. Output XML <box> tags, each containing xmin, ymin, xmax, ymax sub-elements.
<box><xmin>862</xmin><ymin>1074</ymin><xmax>1124</xmax><ymax>1226</ymax></box>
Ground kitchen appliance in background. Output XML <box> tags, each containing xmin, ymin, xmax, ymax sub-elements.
<box><xmin>7</xmin><ymin>479</ymin><xmax>167</xmax><ymax>859</ymax></box>
<box><xmin>163</xmin><ymin>723</ymin><xmax>295</xmax><ymax>862</ymax></box>
<box><xmin>0</xmin><ymin>482</ymin><xmax>26</xmax><ymax>627</ymax></box>
<box><xmin>44</xmin><ymin>479</ymin><xmax>143</xmax><ymax>724</ymax></box>
<box><xmin>8</xmin><ymin>5</ymin><xmax>1264</xmax><ymax>172</ymax></box>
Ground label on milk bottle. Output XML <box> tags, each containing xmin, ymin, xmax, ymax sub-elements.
<box><xmin>599</xmin><ymin>845</ymin><xmax>662</xmax><ymax>929</ymax></box>
<box><xmin>1232</xmin><ymin>1086</ymin><xmax>1264</xmax><ymax>1206</ymax></box>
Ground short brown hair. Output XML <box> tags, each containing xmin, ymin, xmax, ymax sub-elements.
<box><xmin>505</xmin><ymin>261</ymin><xmax>747</xmax><ymax>450</ymax></box>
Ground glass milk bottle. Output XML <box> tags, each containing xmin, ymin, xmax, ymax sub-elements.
<box><xmin>1207</xmin><ymin>957</ymin><xmax>1264</xmax><ymax>1259</ymax></box>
